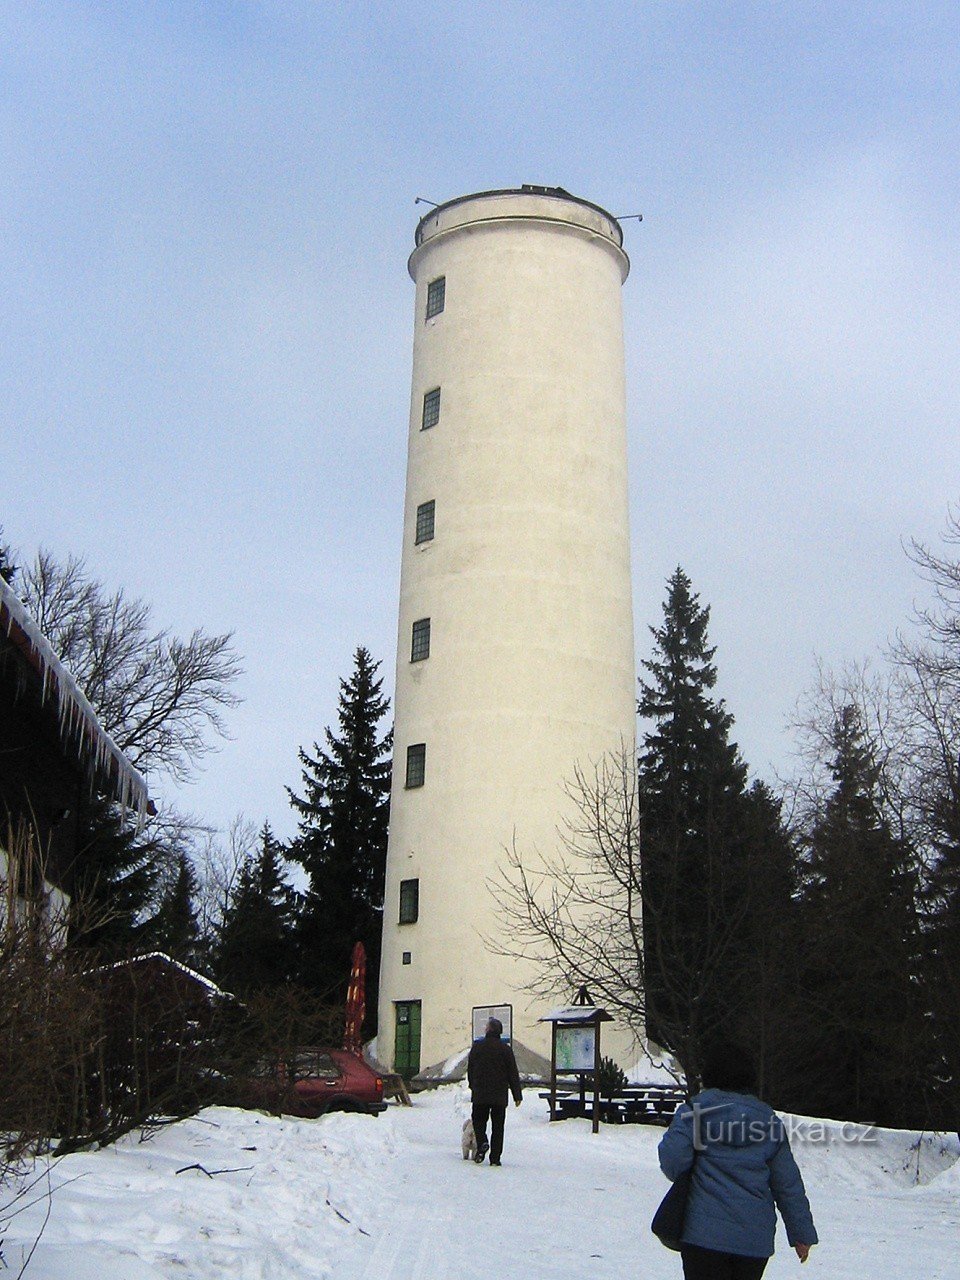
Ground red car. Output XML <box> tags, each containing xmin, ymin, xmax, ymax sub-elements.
<box><xmin>272</xmin><ymin>1048</ymin><xmax>387</xmax><ymax>1118</ymax></box>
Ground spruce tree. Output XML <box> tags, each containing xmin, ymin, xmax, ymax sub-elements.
<box><xmin>153</xmin><ymin>850</ymin><xmax>202</xmax><ymax>968</ymax></box>
<box><xmin>922</xmin><ymin>794</ymin><xmax>960</xmax><ymax>1124</ymax></box>
<box><xmin>288</xmin><ymin>648</ymin><xmax>391</xmax><ymax>1018</ymax></box>
<box><xmin>215</xmin><ymin>822</ymin><xmax>299</xmax><ymax>994</ymax></box>
<box><xmin>638</xmin><ymin>568</ymin><xmax>751</xmax><ymax>1082</ymax></box>
<box><xmin>732</xmin><ymin>780</ymin><xmax>801</xmax><ymax>1101</ymax></box>
<box><xmin>797</xmin><ymin>705</ymin><xmax>921</xmax><ymax>1124</ymax></box>
<box><xmin>69</xmin><ymin>793</ymin><xmax>165</xmax><ymax>955</ymax></box>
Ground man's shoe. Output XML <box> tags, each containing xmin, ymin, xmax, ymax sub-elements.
<box><xmin>474</xmin><ymin>1143</ymin><xmax>488</xmax><ymax>1164</ymax></box>
<box><xmin>489</xmin><ymin>1159</ymin><xmax>501</xmax><ymax>1166</ymax></box>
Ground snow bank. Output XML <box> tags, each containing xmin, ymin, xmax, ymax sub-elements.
<box><xmin>4</xmin><ymin>1091</ymin><xmax>959</xmax><ymax>1279</ymax></box>
<box><xmin>1</xmin><ymin>1106</ymin><xmax>399</xmax><ymax>1279</ymax></box>
<box><xmin>781</xmin><ymin>1113</ymin><xmax>960</xmax><ymax>1190</ymax></box>
<box><xmin>627</xmin><ymin>1047</ymin><xmax>684</xmax><ymax>1086</ymax></box>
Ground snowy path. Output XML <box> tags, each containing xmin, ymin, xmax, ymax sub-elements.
<box><xmin>3</xmin><ymin>1087</ymin><xmax>959</xmax><ymax>1278</ymax></box>
<box><xmin>339</xmin><ymin>1089</ymin><xmax>662</xmax><ymax>1280</ymax></box>
<box><xmin>336</xmin><ymin>1088</ymin><xmax>960</xmax><ymax>1280</ymax></box>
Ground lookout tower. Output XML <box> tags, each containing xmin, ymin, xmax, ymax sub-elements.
<box><xmin>378</xmin><ymin>187</ymin><xmax>636</xmax><ymax>1075</ymax></box>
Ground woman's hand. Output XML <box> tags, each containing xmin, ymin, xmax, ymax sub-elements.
<box><xmin>794</xmin><ymin>1243</ymin><xmax>812</xmax><ymax>1263</ymax></box>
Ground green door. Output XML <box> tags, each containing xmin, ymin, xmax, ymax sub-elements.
<box><xmin>394</xmin><ymin>1000</ymin><xmax>422</xmax><ymax>1078</ymax></box>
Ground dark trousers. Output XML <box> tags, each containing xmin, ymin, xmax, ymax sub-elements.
<box><xmin>680</xmin><ymin>1245</ymin><xmax>768</xmax><ymax>1280</ymax></box>
<box><xmin>471</xmin><ymin>1103</ymin><xmax>506</xmax><ymax>1161</ymax></box>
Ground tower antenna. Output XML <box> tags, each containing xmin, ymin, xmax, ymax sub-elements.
<box><xmin>415</xmin><ymin>197</ymin><xmax>439</xmax><ymax>208</ymax></box>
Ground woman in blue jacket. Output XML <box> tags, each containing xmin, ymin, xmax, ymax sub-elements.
<box><xmin>658</xmin><ymin>1042</ymin><xmax>818</xmax><ymax>1279</ymax></box>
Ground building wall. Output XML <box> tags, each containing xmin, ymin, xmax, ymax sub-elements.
<box><xmin>0</xmin><ymin>846</ymin><xmax>70</xmax><ymax>950</ymax></box>
<box><xmin>378</xmin><ymin>190</ymin><xmax>638</xmax><ymax>1072</ymax></box>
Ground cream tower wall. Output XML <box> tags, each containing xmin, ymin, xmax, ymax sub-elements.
<box><xmin>378</xmin><ymin>189</ymin><xmax>637</xmax><ymax>1073</ymax></box>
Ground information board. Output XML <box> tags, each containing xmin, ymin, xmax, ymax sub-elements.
<box><xmin>555</xmin><ymin>1024</ymin><xmax>596</xmax><ymax>1072</ymax></box>
<box><xmin>472</xmin><ymin>1004</ymin><xmax>513</xmax><ymax>1043</ymax></box>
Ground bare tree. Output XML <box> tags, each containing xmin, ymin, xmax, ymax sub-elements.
<box><xmin>892</xmin><ymin>510</ymin><xmax>960</xmax><ymax>866</ymax></box>
<box><xmin>907</xmin><ymin>506</ymin><xmax>960</xmax><ymax>653</ymax></box>
<box><xmin>192</xmin><ymin>814</ymin><xmax>260</xmax><ymax>948</ymax></box>
<box><xmin>895</xmin><ymin>511</ymin><xmax>960</xmax><ymax>1123</ymax></box>
<box><xmin>785</xmin><ymin>657</ymin><xmax>915</xmax><ymax>846</ymax></box>
<box><xmin>785</xmin><ymin>508</ymin><xmax>960</xmax><ymax>877</ymax></box>
<box><xmin>2</xmin><ymin>818</ymin><xmax>109</xmax><ymax>1167</ymax></box>
<box><xmin>491</xmin><ymin>748</ymin><xmax>647</xmax><ymax>1042</ymax></box>
<box><xmin>493</xmin><ymin>746</ymin><xmax>804</xmax><ymax>1092</ymax></box>
<box><xmin>18</xmin><ymin>551</ymin><xmax>241</xmax><ymax>782</ymax></box>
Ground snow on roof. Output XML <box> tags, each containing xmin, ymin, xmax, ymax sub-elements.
<box><xmin>92</xmin><ymin>951</ymin><xmax>232</xmax><ymax>999</ymax></box>
<box><xmin>540</xmin><ymin>1005</ymin><xmax>614</xmax><ymax>1023</ymax></box>
<box><xmin>0</xmin><ymin>575</ymin><xmax>150</xmax><ymax>825</ymax></box>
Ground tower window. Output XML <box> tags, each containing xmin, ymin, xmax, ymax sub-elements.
<box><xmin>411</xmin><ymin>617</ymin><xmax>431</xmax><ymax>662</ymax></box>
<box><xmin>415</xmin><ymin>500</ymin><xmax>435</xmax><ymax>545</ymax></box>
<box><xmin>405</xmin><ymin>743</ymin><xmax>426</xmax><ymax>788</ymax></box>
<box><xmin>402</xmin><ymin>951</ymin><xmax>412</xmax><ymax>965</ymax></box>
<box><xmin>426</xmin><ymin>276</ymin><xmax>445</xmax><ymax>319</ymax></box>
<box><xmin>421</xmin><ymin>387</ymin><xmax>441</xmax><ymax>431</ymax></box>
<box><xmin>399</xmin><ymin>879</ymin><xmax>420</xmax><ymax>924</ymax></box>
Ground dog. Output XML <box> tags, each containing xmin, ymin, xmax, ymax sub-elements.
<box><xmin>461</xmin><ymin>1117</ymin><xmax>478</xmax><ymax>1161</ymax></box>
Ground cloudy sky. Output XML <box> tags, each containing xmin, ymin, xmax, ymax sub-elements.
<box><xmin>3</xmin><ymin>3</ymin><xmax>958</xmax><ymax>840</ymax></box>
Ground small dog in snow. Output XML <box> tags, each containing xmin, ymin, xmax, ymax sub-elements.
<box><xmin>461</xmin><ymin>1118</ymin><xmax>478</xmax><ymax>1161</ymax></box>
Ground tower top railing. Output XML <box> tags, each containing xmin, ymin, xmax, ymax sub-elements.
<box><xmin>411</xmin><ymin>186</ymin><xmax>629</xmax><ymax>281</ymax></box>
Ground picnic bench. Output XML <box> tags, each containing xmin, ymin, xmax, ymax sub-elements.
<box><xmin>539</xmin><ymin>1082</ymin><xmax>687</xmax><ymax>1126</ymax></box>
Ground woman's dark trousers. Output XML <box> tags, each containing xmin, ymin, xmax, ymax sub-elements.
<box><xmin>680</xmin><ymin>1244</ymin><xmax>768</xmax><ymax>1280</ymax></box>
<box><xmin>471</xmin><ymin>1104</ymin><xmax>506</xmax><ymax>1161</ymax></box>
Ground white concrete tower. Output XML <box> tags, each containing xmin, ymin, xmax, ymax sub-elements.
<box><xmin>378</xmin><ymin>186</ymin><xmax>635</xmax><ymax>1075</ymax></box>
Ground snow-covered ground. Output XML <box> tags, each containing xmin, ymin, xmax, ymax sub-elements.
<box><xmin>3</xmin><ymin>1087</ymin><xmax>958</xmax><ymax>1279</ymax></box>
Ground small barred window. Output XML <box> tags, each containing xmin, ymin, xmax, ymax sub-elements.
<box><xmin>399</xmin><ymin>879</ymin><xmax>420</xmax><ymax>924</ymax></box>
<box><xmin>411</xmin><ymin>617</ymin><xmax>431</xmax><ymax>662</ymax></box>
<box><xmin>426</xmin><ymin>276</ymin><xmax>445</xmax><ymax>319</ymax></box>
<box><xmin>415</xmin><ymin>500</ymin><xmax>435</xmax><ymax>545</ymax></box>
<box><xmin>422</xmin><ymin>387</ymin><xmax>441</xmax><ymax>430</ymax></box>
<box><xmin>405</xmin><ymin>743</ymin><xmax>426</xmax><ymax>789</ymax></box>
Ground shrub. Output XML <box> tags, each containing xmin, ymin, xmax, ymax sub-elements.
<box><xmin>598</xmin><ymin>1055</ymin><xmax>627</xmax><ymax>1099</ymax></box>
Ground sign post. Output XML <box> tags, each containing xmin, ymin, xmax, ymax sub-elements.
<box><xmin>539</xmin><ymin>986</ymin><xmax>612</xmax><ymax>1134</ymax></box>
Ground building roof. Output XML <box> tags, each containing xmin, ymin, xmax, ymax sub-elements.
<box><xmin>540</xmin><ymin>1005</ymin><xmax>614</xmax><ymax>1025</ymax></box>
<box><xmin>414</xmin><ymin>185</ymin><xmax>625</xmax><ymax>248</ymax></box>
<box><xmin>0</xmin><ymin>575</ymin><xmax>150</xmax><ymax>823</ymax></box>
<box><xmin>93</xmin><ymin>951</ymin><xmax>232</xmax><ymax>1000</ymax></box>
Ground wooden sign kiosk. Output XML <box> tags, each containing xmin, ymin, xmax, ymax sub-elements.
<box><xmin>540</xmin><ymin>986</ymin><xmax>613</xmax><ymax>1134</ymax></box>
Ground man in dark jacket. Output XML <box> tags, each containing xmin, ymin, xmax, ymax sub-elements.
<box><xmin>467</xmin><ymin>1017</ymin><xmax>522</xmax><ymax>1166</ymax></box>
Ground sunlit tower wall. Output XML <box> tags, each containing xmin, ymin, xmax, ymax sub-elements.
<box><xmin>378</xmin><ymin>187</ymin><xmax>636</xmax><ymax>1075</ymax></box>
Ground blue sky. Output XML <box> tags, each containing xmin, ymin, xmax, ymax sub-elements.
<box><xmin>3</xmin><ymin>3</ymin><xmax>958</xmax><ymax>839</ymax></box>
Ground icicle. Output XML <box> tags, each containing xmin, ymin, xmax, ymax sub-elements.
<box><xmin>0</xmin><ymin>576</ymin><xmax>150</xmax><ymax>825</ymax></box>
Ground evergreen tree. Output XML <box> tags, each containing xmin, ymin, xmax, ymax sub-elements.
<box><xmin>731</xmin><ymin>781</ymin><xmax>802</xmax><ymax>1102</ymax></box>
<box><xmin>897</xmin><ymin>506</ymin><xmax>960</xmax><ymax>1123</ymax></box>
<box><xmin>288</xmin><ymin>648</ymin><xmax>391</xmax><ymax>1020</ymax></box>
<box><xmin>922</xmin><ymin>788</ymin><xmax>960</xmax><ymax>1123</ymax></box>
<box><xmin>797</xmin><ymin>705</ymin><xmax>921</xmax><ymax>1124</ymax></box>
<box><xmin>638</xmin><ymin>568</ymin><xmax>752</xmax><ymax>1083</ymax></box>
<box><xmin>215</xmin><ymin>822</ymin><xmax>299</xmax><ymax>994</ymax></box>
<box><xmin>153</xmin><ymin>850</ymin><xmax>202</xmax><ymax>967</ymax></box>
<box><xmin>69</xmin><ymin>794</ymin><xmax>166</xmax><ymax>955</ymax></box>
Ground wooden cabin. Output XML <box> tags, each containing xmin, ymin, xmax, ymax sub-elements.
<box><xmin>0</xmin><ymin>575</ymin><xmax>150</xmax><ymax>922</ymax></box>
